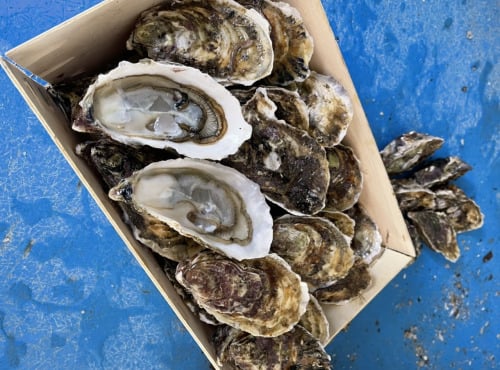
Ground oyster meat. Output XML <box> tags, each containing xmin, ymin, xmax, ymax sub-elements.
<box><xmin>214</xmin><ymin>325</ymin><xmax>332</xmax><ymax>369</ymax></box>
<box><xmin>299</xmin><ymin>294</ymin><xmax>330</xmax><ymax>347</ymax></box>
<box><xmin>380</xmin><ymin>131</ymin><xmax>444</xmax><ymax>174</ymax></box>
<box><xmin>223</xmin><ymin>88</ymin><xmax>330</xmax><ymax>215</ymax></box>
<box><xmin>108</xmin><ymin>158</ymin><xmax>273</xmax><ymax>261</ymax></box>
<box><xmin>126</xmin><ymin>0</ymin><xmax>274</xmax><ymax>86</ymax></box>
<box><xmin>298</xmin><ymin>71</ymin><xmax>353</xmax><ymax>147</ymax></box>
<box><xmin>73</xmin><ymin>59</ymin><xmax>252</xmax><ymax>160</ymax></box>
<box><xmin>271</xmin><ymin>215</ymin><xmax>355</xmax><ymax>290</ymax></box>
<box><xmin>176</xmin><ymin>251</ymin><xmax>309</xmax><ymax>337</ymax></box>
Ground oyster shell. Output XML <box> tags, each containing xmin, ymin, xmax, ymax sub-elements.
<box><xmin>214</xmin><ymin>325</ymin><xmax>332</xmax><ymax>369</ymax></box>
<box><xmin>299</xmin><ymin>294</ymin><xmax>330</xmax><ymax>347</ymax></box>
<box><xmin>407</xmin><ymin>211</ymin><xmax>460</xmax><ymax>262</ymax></box>
<box><xmin>271</xmin><ymin>215</ymin><xmax>355</xmax><ymax>290</ymax></box>
<box><xmin>413</xmin><ymin>156</ymin><xmax>472</xmax><ymax>188</ymax></box>
<box><xmin>318</xmin><ymin>210</ymin><xmax>356</xmax><ymax>245</ymax></box>
<box><xmin>313</xmin><ymin>262</ymin><xmax>372</xmax><ymax>305</ymax></box>
<box><xmin>392</xmin><ymin>180</ymin><xmax>437</xmax><ymax>211</ymax></box>
<box><xmin>324</xmin><ymin>144</ymin><xmax>363</xmax><ymax>212</ymax></box>
<box><xmin>108</xmin><ymin>158</ymin><xmax>273</xmax><ymax>261</ymax></box>
<box><xmin>298</xmin><ymin>71</ymin><xmax>353</xmax><ymax>147</ymax></box>
<box><xmin>380</xmin><ymin>131</ymin><xmax>444</xmax><ymax>174</ymax></box>
<box><xmin>347</xmin><ymin>205</ymin><xmax>384</xmax><ymax>265</ymax></box>
<box><xmin>223</xmin><ymin>88</ymin><xmax>330</xmax><ymax>215</ymax></box>
<box><xmin>76</xmin><ymin>139</ymin><xmax>204</xmax><ymax>262</ymax></box>
<box><xmin>72</xmin><ymin>59</ymin><xmax>252</xmax><ymax>160</ymax></box>
<box><xmin>126</xmin><ymin>0</ymin><xmax>273</xmax><ymax>86</ymax></box>
<box><xmin>176</xmin><ymin>251</ymin><xmax>309</xmax><ymax>337</ymax></box>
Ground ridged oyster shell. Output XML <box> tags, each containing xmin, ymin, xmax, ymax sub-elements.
<box><xmin>176</xmin><ymin>251</ymin><xmax>309</xmax><ymax>337</ymax></box>
<box><xmin>108</xmin><ymin>158</ymin><xmax>273</xmax><ymax>261</ymax></box>
<box><xmin>73</xmin><ymin>59</ymin><xmax>252</xmax><ymax>160</ymax></box>
<box><xmin>299</xmin><ymin>294</ymin><xmax>330</xmax><ymax>347</ymax></box>
<box><xmin>126</xmin><ymin>0</ymin><xmax>274</xmax><ymax>86</ymax></box>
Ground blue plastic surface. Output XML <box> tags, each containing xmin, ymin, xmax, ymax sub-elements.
<box><xmin>0</xmin><ymin>1</ymin><xmax>498</xmax><ymax>369</ymax></box>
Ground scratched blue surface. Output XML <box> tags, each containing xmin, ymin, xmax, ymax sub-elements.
<box><xmin>0</xmin><ymin>1</ymin><xmax>498</xmax><ymax>369</ymax></box>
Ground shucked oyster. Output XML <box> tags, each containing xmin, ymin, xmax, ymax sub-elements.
<box><xmin>126</xmin><ymin>0</ymin><xmax>273</xmax><ymax>86</ymax></box>
<box><xmin>214</xmin><ymin>325</ymin><xmax>332</xmax><ymax>369</ymax></box>
<box><xmin>224</xmin><ymin>88</ymin><xmax>330</xmax><ymax>215</ymax></box>
<box><xmin>109</xmin><ymin>158</ymin><xmax>273</xmax><ymax>261</ymax></box>
<box><xmin>72</xmin><ymin>59</ymin><xmax>252</xmax><ymax>160</ymax></box>
<box><xmin>176</xmin><ymin>251</ymin><xmax>309</xmax><ymax>337</ymax></box>
<box><xmin>271</xmin><ymin>215</ymin><xmax>355</xmax><ymax>290</ymax></box>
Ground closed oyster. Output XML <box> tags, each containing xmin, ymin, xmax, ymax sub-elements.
<box><xmin>318</xmin><ymin>210</ymin><xmax>356</xmax><ymax>244</ymax></box>
<box><xmin>76</xmin><ymin>139</ymin><xmax>204</xmax><ymax>262</ymax></box>
<box><xmin>413</xmin><ymin>156</ymin><xmax>472</xmax><ymax>188</ymax></box>
<box><xmin>324</xmin><ymin>144</ymin><xmax>363</xmax><ymax>212</ymax></box>
<box><xmin>72</xmin><ymin>59</ymin><xmax>252</xmax><ymax>160</ymax></box>
<box><xmin>392</xmin><ymin>180</ymin><xmax>437</xmax><ymax>211</ymax></box>
<box><xmin>223</xmin><ymin>88</ymin><xmax>330</xmax><ymax>215</ymax></box>
<box><xmin>176</xmin><ymin>251</ymin><xmax>309</xmax><ymax>337</ymax></box>
<box><xmin>298</xmin><ymin>71</ymin><xmax>353</xmax><ymax>147</ymax></box>
<box><xmin>407</xmin><ymin>211</ymin><xmax>460</xmax><ymax>262</ymax></box>
<box><xmin>299</xmin><ymin>294</ymin><xmax>330</xmax><ymax>347</ymax></box>
<box><xmin>347</xmin><ymin>205</ymin><xmax>384</xmax><ymax>265</ymax></box>
<box><xmin>380</xmin><ymin>131</ymin><xmax>444</xmax><ymax>174</ymax></box>
<box><xmin>271</xmin><ymin>215</ymin><xmax>355</xmax><ymax>290</ymax></box>
<box><xmin>313</xmin><ymin>262</ymin><xmax>372</xmax><ymax>305</ymax></box>
<box><xmin>126</xmin><ymin>0</ymin><xmax>273</xmax><ymax>86</ymax></box>
<box><xmin>214</xmin><ymin>325</ymin><xmax>332</xmax><ymax>369</ymax></box>
<box><xmin>108</xmin><ymin>158</ymin><xmax>273</xmax><ymax>261</ymax></box>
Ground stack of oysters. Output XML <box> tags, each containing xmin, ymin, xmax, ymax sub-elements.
<box><xmin>55</xmin><ymin>1</ymin><xmax>388</xmax><ymax>368</ymax></box>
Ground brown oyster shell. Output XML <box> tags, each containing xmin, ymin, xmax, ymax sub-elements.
<box><xmin>318</xmin><ymin>210</ymin><xmax>356</xmax><ymax>245</ymax></box>
<box><xmin>214</xmin><ymin>325</ymin><xmax>332</xmax><ymax>369</ymax></box>
<box><xmin>299</xmin><ymin>294</ymin><xmax>330</xmax><ymax>347</ymax></box>
<box><xmin>271</xmin><ymin>215</ymin><xmax>355</xmax><ymax>290</ymax></box>
<box><xmin>413</xmin><ymin>156</ymin><xmax>472</xmax><ymax>188</ymax></box>
<box><xmin>347</xmin><ymin>205</ymin><xmax>385</xmax><ymax>265</ymax></box>
<box><xmin>223</xmin><ymin>88</ymin><xmax>330</xmax><ymax>215</ymax></box>
<box><xmin>175</xmin><ymin>251</ymin><xmax>309</xmax><ymax>337</ymax></box>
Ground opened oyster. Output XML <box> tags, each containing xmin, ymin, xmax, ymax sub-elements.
<box><xmin>108</xmin><ymin>158</ymin><xmax>273</xmax><ymax>261</ymax></box>
<box><xmin>214</xmin><ymin>325</ymin><xmax>332</xmax><ymax>369</ymax></box>
<box><xmin>72</xmin><ymin>59</ymin><xmax>252</xmax><ymax>160</ymax></box>
<box><xmin>126</xmin><ymin>0</ymin><xmax>273</xmax><ymax>86</ymax></box>
<box><xmin>299</xmin><ymin>294</ymin><xmax>330</xmax><ymax>347</ymax></box>
<box><xmin>224</xmin><ymin>88</ymin><xmax>330</xmax><ymax>215</ymax></box>
<box><xmin>176</xmin><ymin>251</ymin><xmax>309</xmax><ymax>337</ymax></box>
<box><xmin>271</xmin><ymin>215</ymin><xmax>355</xmax><ymax>290</ymax></box>
<box><xmin>298</xmin><ymin>71</ymin><xmax>353</xmax><ymax>147</ymax></box>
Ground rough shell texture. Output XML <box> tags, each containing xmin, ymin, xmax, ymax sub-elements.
<box><xmin>347</xmin><ymin>205</ymin><xmax>384</xmax><ymax>265</ymax></box>
<box><xmin>407</xmin><ymin>211</ymin><xmax>460</xmax><ymax>262</ymax></box>
<box><xmin>318</xmin><ymin>210</ymin><xmax>356</xmax><ymax>245</ymax></box>
<box><xmin>223</xmin><ymin>88</ymin><xmax>330</xmax><ymax>215</ymax></box>
<box><xmin>72</xmin><ymin>59</ymin><xmax>252</xmax><ymax>160</ymax></box>
<box><xmin>413</xmin><ymin>156</ymin><xmax>472</xmax><ymax>188</ymax></box>
<box><xmin>324</xmin><ymin>144</ymin><xmax>363</xmax><ymax>212</ymax></box>
<box><xmin>299</xmin><ymin>295</ymin><xmax>330</xmax><ymax>347</ymax></box>
<box><xmin>126</xmin><ymin>0</ymin><xmax>274</xmax><ymax>86</ymax></box>
<box><xmin>313</xmin><ymin>262</ymin><xmax>372</xmax><ymax>305</ymax></box>
<box><xmin>392</xmin><ymin>181</ymin><xmax>437</xmax><ymax>211</ymax></box>
<box><xmin>176</xmin><ymin>251</ymin><xmax>309</xmax><ymax>337</ymax></box>
<box><xmin>108</xmin><ymin>158</ymin><xmax>273</xmax><ymax>261</ymax></box>
<box><xmin>214</xmin><ymin>325</ymin><xmax>332</xmax><ymax>369</ymax></box>
<box><xmin>271</xmin><ymin>215</ymin><xmax>355</xmax><ymax>290</ymax></box>
<box><xmin>380</xmin><ymin>131</ymin><xmax>444</xmax><ymax>174</ymax></box>
<box><xmin>298</xmin><ymin>71</ymin><xmax>353</xmax><ymax>147</ymax></box>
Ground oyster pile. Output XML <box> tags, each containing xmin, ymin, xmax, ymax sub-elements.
<box><xmin>381</xmin><ymin>131</ymin><xmax>484</xmax><ymax>262</ymax></box>
<box><xmin>54</xmin><ymin>0</ymin><xmax>388</xmax><ymax>368</ymax></box>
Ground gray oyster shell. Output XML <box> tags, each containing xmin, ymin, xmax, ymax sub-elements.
<box><xmin>413</xmin><ymin>156</ymin><xmax>472</xmax><ymax>188</ymax></box>
<box><xmin>126</xmin><ymin>0</ymin><xmax>274</xmax><ymax>86</ymax></box>
<box><xmin>223</xmin><ymin>88</ymin><xmax>330</xmax><ymax>215</ymax></box>
<box><xmin>176</xmin><ymin>251</ymin><xmax>309</xmax><ymax>337</ymax></box>
<box><xmin>214</xmin><ymin>325</ymin><xmax>332</xmax><ymax>369</ymax></box>
<box><xmin>299</xmin><ymin>294</ymin><xmax>330</xmax><ymax>347</ymax></box>
<box><xmin>347</xmin><ymin>205</ymin><xmax>385</xmax><ymax>265</ymax></box>
<box><xmin>318</xmin><ymin>210</ymin><xmax>356</xmax><ymax>245</ymax></box>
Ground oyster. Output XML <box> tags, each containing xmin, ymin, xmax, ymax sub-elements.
<box><xmin>313</xmin><ymin>262</ymin><xmax>372</xmax><ymax>305</ymax></box>
<box><xmin>324</xmin><ymin>144</ymin><xmax>363</xmax><ymax>212</ymax></box>
<box><xmin>72</xmin><ymin>59</ymin><xmax>252</xmax><ymax>160</ymax></box>
<box><xmin>299</xmin><ymin>294</ymin><xmax>330</xmax><ymax>347</ymax></box>
<box><xmin>407</xmin><ymin>211</ymin><xmax>460</xmax><ymax>262</ymax></box>
<box><xmin>380</xmin><ymin>131</ymin><xmax>444</xmax><ymax>174</ymax></box>
<box><xmin>298</xmin><ymin>71</ymin><xmax>353</xmax><ymax>147</ymax></box>
<box><xmin>318</xmin><ymin>210</ymin><xmax>356</xmax><ymax>244</ymax></box>
<box><xmin>271</xmin><ymin>215</ymin><xmax>355</xmax><ymax>290</ymax></box>
<box><xmin>176</xmin><ymin>251</ymin><xmax>309</xmax><ymax>337</ymax></box>
<box><xmin>214</xmin><ymin>325</ymin><xmax>332</xmax><ymax>369</ymax></box>
<box><xmin>223</xmin><ymin>88</ymin><xmax>330</xmax><ymax>215</ymax></box>
<box><xmin>108</xmin><ymin>158</ymin><xmax>273</xmax><ymax>261</ymax></box>
<box><xmin>126</xmin><ymin>0</ymin><xmax>273</xmax><ymax>86</ymax></box>
<box><xmin>413</xmin><ymin>156</ymin><xmax>472</xmax><ymax>188</ymax></box>
<box><xmin>347</xmin><ymin>205</ymin><xmax>384</xmax><ymax>265</ymax></box>
<box><xmin>76</xmin><ymin>139</ymin><xmax>204</xmax><ymax>262</ymax></box>
<box><xmin>392</xmin><ymin>180</ymin><xmax>437</xmax><ymax>211</ymax></box>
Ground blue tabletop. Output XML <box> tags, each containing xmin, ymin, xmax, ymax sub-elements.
<box><xmin>0</xmin><ymin>1</ymin><xmax>498</xmax><ymax>369</ymax></box>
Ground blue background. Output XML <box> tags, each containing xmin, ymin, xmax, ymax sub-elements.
<box><xmin>0</xmin><ymin>0</ymin><xmax>498</xmax><ymax>369</ymax></box>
